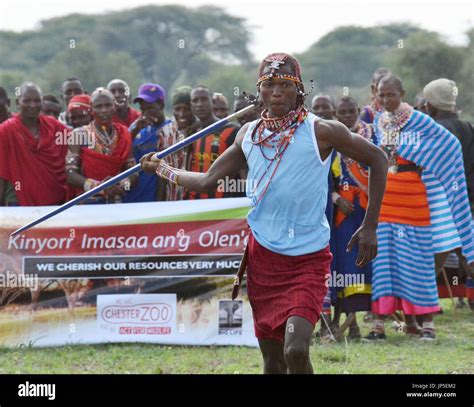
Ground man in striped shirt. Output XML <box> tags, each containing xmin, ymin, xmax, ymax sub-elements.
<box><xmin>185</xmin><ymin>86</ymin><xmax>239</xmax><ymax>200</ymax></box>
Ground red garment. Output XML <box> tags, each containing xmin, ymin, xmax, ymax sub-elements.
<box><xmin>246</xmin><ymin>232</ymin><xmax>332</xmax><ymax>342</ymax></box>
<box><xmin>438</xmin><ymin>284</ymin><xmax>467</xmax><ymax>298</ymax></box>
<box><xmin>467</xmin><ymin>287</ymin><xmax>474</xmax><ymax>301</ymax></box>
<box><xmin>112</xmin><ymin>108</ymin><xmax>140</xmax><ymax>128</ymax></box>
<box><xmin>0</xmin><ymin>115</ymin><xmax>69</xmax><ymax>205</ymax></box>
<box><xmin>437</xmin><ymin>267</ymin><xmax>474</xmax><ymax>299</ymax></box>
<box><xmin>67</xmin><ymin>123</ymin><xmax>132</xmax><ymax>199</ymax></box>
<box><xmin>80</xmin><ymin>123</ymin><xmax>132</xmax><ymax>189</ymax></box>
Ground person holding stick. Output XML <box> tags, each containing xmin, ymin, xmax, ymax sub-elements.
<box><xmin>140</xmin><ymin>53</ymin><xmax>388</xmax><ymax>374</ymax></box>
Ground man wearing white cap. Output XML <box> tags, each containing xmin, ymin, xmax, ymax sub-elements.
<box><xmin>424</xmin><ymin>78</ymin><xmax>474</xmax><ymax>206</ymax></box>
<box><xmin>424</xmin><ymin>78</ymin><xmax>474</xmax><ymax>311</ymax></box>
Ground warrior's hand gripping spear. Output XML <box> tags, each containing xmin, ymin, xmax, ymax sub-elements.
<box><xmin>11</xmin><ymin>104</ymin><xmax>256</xmax><ymax>236</ymax></box>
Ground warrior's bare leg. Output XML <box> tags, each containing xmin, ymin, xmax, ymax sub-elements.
<box><xmin>284</xmin><ymin>316</ymin><xmax>314</xmax><ymax>374</ymax></box>
<box><xmin>258</xmin><ymin>339</ymin><xmax>287</xmax><ymax>374</ymax></box>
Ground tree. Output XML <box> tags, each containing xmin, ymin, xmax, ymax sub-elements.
<box><xmin>193</xmin><ymin>63</ymin><xmax>258</xmax><ymax>109</ymax></box>
<box><xmin>457</xmin><ymin>28</ymin><xmax>474</xmax><ymax>119</ymax></box>
<box><xmin>0</xmin><ymin>71</ymin><xmax>28</xmax><ymax>105</ymax></box>
<box><xmin>40</xmin><ymin>41</ymin><xmax>143</xmax><ymax>99</ymax></box>
<box><xmin>96</xmin><ymin>5</ymin><xmax>252</xmax><ymax>91</ymax></box>
<box><xmin>297</xmin><ymin>24</ymin><xmax>426</xmax><ymax>91</ymax></box>
<box><xmin>385</xmin><ymin>30</ymin><xmax>466</xmax><ymax>111</ymax></box>
<box><xmin>0</xmin><ymin>5</ymin><xmax>252</xmax><ymax>97</ymax></box>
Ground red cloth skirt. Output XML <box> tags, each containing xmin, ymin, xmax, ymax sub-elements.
<box><xmin>246</xmin><ymin>232</ymin><xmax>332</xmax><ymax>343</ymax></box>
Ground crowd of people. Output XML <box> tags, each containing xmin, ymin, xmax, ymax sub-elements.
<box><xmin>1</xmin><ymin>57</ymin><xmax>473</xmax><ymax>361</ymax></box>
<box><xmin>0</xmin><ymin>78</ymin><xmax>260</xmax><ymax>205</ymax></box>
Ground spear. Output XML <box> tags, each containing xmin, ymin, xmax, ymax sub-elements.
<box><xmin>11</xmin><ymin>104</ymin><xmax>256</xmax><ymax>236</ymax></box>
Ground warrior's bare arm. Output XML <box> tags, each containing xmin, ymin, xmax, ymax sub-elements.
<box><xmin>140</xmin><ymin>123</ymin><xmax>249</xmax><ymax>192</ymax></box>
<box><xmin>316</xmin><ymin>120</ymin><xmax>388</xmax><ymax>266</ymax></box>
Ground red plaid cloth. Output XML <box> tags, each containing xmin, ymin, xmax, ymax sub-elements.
<box><xmin>247</xmin><ymin>232</ymin><xmax>332</xmax><ymax>342</ymax></box>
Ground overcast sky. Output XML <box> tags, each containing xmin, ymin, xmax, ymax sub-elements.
<box><xmin>0</xmin><ymin>0</ymin><xmax>472</xmax><ymax>59</ymax></box>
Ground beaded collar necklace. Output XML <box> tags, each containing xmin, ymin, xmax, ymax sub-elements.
<box><xmin>92</xmin><ymin>122</ymin><xmax>117</xmax><ymax>155</ymax></box>
<box><xmin>378</xmin><ymin>102</ymin><xmax>413</xmax><ymax>172</ymax></box>
<box><xmin>367</xmin><ymin>99</ymin><xmax>383</xmax><ymax>118</ymax></box>
<box><xmin>251</xmin><ymin>105</ymin><xmax>308</xmax><ymax>159</ymax></box>
<box><xmin>248</xmin><ymin>105</ymin><xmax>308</xmax><ymax>204</ymax></box>
<box><xmin>379</xmin><ymin>102</ymin><xmax>413</xmax><ymax>135</ymax></box>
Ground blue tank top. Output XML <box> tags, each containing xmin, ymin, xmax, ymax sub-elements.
<box><xmin>242</xmin><ymin>112</ymin><xmax>332</xmax><ymax>256</ymax></box>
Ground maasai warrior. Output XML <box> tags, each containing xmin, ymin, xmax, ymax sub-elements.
<box><xmin>185</xmin><ymin>85</ymin><xmax>239</xmax><ymax>200</ymax></box>
<box><xmin>59</xmin><ymin>77</ymin><xmax>85</xmax><ymax>126</ymax></box>
<box><xmin>0</xmin><ymin>82</ymin><xmax>69</xmax><ymax>206</ymax></box>
<box><xmin>41</xmin><ymin>94</ymin><xmax>62</xmax><ymax>119</ymax></box>
<box><xmin>234</xmin><ymin>93</ymin><xmax>260</xmax><ymax>126</ymax></box>
<box><xmin>367</xmin><ymin>74</ymin><xmax>474</xmax><ymax>341</ymax></box>
<box><xmin>424</xmin><ymin>78</ymin><xmax>474</xmax><ymax>310</ymax></box>
<box><xmin>124</xmin><ymin>83</ymin><xmax>182</xmax><ymax>202</ymax></box>
<box><xmin>68</xmin><ymin>94</ymin><xmax>93</xmax><ymax>129</ymax></box>
<box><xmin>329</xmin><ymin>96</ymin><xmax>375</xmax><ymax>340</ymax></box>
<box><xmin>65</xmin><ymin>88</ymin><xmax>136</xmax><ymax>203</ymax></box>
<box><xmin>212</xmin><ymin>92</ymin><xmax>230</xmax><ymax>119</ymax></box>
<box><xmin>141</xmin><ymin>53</ymin><xmax>388</xmax><ymax>374</ymax></box>
<box><xmin>359</xmin><ymin>68</ymin><xmax>391</xmax><ymax>124</ymax></box>
<box><xmin>311</xmin><ymin>94</ymin><xmax>336</xmax><ymax>120</ymax></box>
<box><xmin>107</xmin><ymin>79</ymin><xmax>141</xmax><ymax>128</ymax></box>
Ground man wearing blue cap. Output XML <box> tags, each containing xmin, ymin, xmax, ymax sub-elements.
<box><xmin>123</xmin><ymin>83</ymin><xmax>182</xmax><ymax>202</ymax></box>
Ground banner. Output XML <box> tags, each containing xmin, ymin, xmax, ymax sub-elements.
<box><xmin>0</xmin><ymin>198</ymin><xmax>258</xmax><ymax>347</ymax></box>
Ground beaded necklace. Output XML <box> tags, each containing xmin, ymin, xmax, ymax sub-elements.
<box><xmin>249</xmin><ymin>105</ymin><xmax>308</xmax><ymax>204</ymax></box>
<box><xmin>92</xmin><ymin>122</ymin><xmax>118</xmax><ymax>155</ymax></box>
<box><xmin>367</xmin><ymin>99</ymin><xmax>383</xmax><ymax>120</ymax></box>
<box><xmin>378</xmin><ymin>102</ymin><xmax>413</xmax><ymax>134</ymax></box>
<box><xmin>378</xmin><ymin>102</ymin><xmax>413</xmax><ymax>172</ymax></box>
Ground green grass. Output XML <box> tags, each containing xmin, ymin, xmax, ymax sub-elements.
<box><xmin>0</xmin><ymin>300</ymin><xmax>473</xmax><ymax>374</ymax></box>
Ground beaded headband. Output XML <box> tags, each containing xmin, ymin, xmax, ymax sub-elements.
<box><xmin>256</xmin><ymin>53</ymin><xmax>303</xmax><ymax>86</ymax></box>
<box><xmin>256</xmin><ymin>73</ymin><xmax>303</xmax><ymax>87</ymax></box>
<box><xmin>255</xmin><ymin>53</ymin><xmax>316</xmax><ymax>100</ymax></box>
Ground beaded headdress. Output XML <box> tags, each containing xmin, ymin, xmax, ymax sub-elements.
<box><xmin>256</xmin><ymin>53</ymin><xmax>313</xmax><ymax>105</ymax></box>
<box><xmin>257</xmin><ymin>53</ymin><xmax>303</xmax><ymax>86</ymax></box>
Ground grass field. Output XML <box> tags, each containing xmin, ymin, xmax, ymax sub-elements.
<box><xmin>0</xmin><ymin>299</ymin><xmax>473</xmax><ymax>374</ymax></box>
